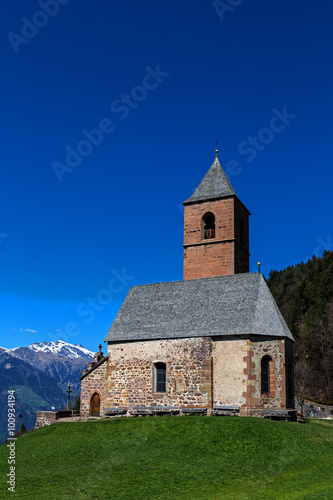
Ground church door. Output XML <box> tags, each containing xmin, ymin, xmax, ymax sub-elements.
<box><xmin>90</xmin><ymin>393</ymin><xmax>100</xmax><ymax>416</ymax></box>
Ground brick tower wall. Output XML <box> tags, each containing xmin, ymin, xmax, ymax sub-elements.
<box><xmin>234</xmin><ymin>198</ymin><xmax>250</xmax><ymax>274</ymax></box>
<box><xmin>183</xmin><ymin>197</ymin><xmax>249</xmax><ymax>279</ymax></box>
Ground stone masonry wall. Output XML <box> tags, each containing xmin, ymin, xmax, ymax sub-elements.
<box><xmin>285</xmin><ymin>340</ymin><xmax>294</xmax><ymax>408</ymax></box>
<box><xmin>35</xmin><ymin>411</ymin><xmax>58</xmax><ymax>429</ymax></box>
<box><xmin>105</xmin><ymin>337</ymin><xmax>213</xmax><ymax>410</ymax></box>
<box><xmin>241</xmin><ymin>338</ymin><xmax>287</xmax><ymax>415</ymax></box>
<box><xmin>80</xmin><ymin>360</ymin><xmax>107</xmax><ymax>418</ymax></box>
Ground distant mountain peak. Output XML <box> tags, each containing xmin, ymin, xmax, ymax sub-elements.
<box><xmin>10</xmin><ymin>340</ymin><xmax>94</xmax><ymax>360</ymax></box>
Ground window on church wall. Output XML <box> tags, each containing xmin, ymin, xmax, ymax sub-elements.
<box><xmin>261</xmin><ymin>356</ymin><xmax>272</xmax><ymax>395</ymax></box>
<box><xmin>153</xmin><ymin>362</ymin><xmax>166</xmax><ymax>393</ymax></box>
<box><xmin>202</xmin><ymin>212</ymin><xmax>215</xmax><ymax>240</ymax></box>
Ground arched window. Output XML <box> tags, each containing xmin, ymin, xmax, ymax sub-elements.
<box><xmin>202</xmin><ymin>212</ymin><xmax>215</xmax><ymax>239</ymax></box>
<box><xmin>240</xmin><ymin>218</ymin><xmax>245</xmax><ymax>246</ymax></box>
<box><xmin>154</xmin><ymin>362</ymin><xmax>166</xmax><ymax>393</ymax></box>
<box><xmin>90</xmin><ymin>392</ymin><xmax>100</xmax><ymax>416</ymax></box>
<box><xmin>261</xmin><ymin>356</ymin><xmax>272</xmax><ymax>395</ymax></box>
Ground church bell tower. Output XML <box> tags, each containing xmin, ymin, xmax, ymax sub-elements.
<box><xmin>183</xmin><ymin>150</ymin><xmax>250</xmax><ymax>280</ymax></box>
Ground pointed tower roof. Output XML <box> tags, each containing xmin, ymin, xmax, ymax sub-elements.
<box><xmin>183</xmin><ymin>153</ymin><xmax>236</xmax><ymax>205</ymax></box>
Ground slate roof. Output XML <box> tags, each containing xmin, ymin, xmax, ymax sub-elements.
<box><xmin>104</xmin><ymin>273</ymin><xmax>294</xmax><ymax>343</ymax></box>
<box><xmin>183</xmin><ymin>156</ymin><xmax>236</xmax><ymax>205</ymax></box>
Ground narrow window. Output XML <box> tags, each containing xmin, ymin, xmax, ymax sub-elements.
<box><xmin>154</xmin><ymin>362</ymin><xmax>166</xmax><ymax>393</ymax></box>
<box><xmin>90</xmin><ymin>392</ymin><xmax>100</xmax><ymax>416</ymax></box>
<box><xmin>202</xmin><ymin>212</ymin><xmax>215</xmax><ymax>239</ymax></box>
<box><xmin>261</xmin><ymin>356</ymin><xmax>272</xmax><ymax>395</ymax></box>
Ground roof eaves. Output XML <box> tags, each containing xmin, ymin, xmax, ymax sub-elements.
<box><xmin>182</xmin><ymin>193</ymin><xmax>236</xmax><ymax>206</ymax></box>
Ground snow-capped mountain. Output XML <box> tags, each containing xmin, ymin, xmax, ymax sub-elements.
<box><xmin>4</xmin><ymin>342</ymin><xmax>94</xmax><ymax>391</ymax></box>
<box><xmin>0</xmin><ymin>340</ymin><xmax>95</xmax><ymax>438</ymax></box>
<box><xmin>11</xmin><ymin>340</ymin><xmax>94</xmax><ymax>360</ymax></box>
<box><xmin>5</xmin><ymin>340</ymin><xmax>94</xmax><ymax>391</ymax></box>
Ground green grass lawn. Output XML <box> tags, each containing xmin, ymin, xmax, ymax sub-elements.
<box><xmin>1</xmin><ymin>417</ymin><xmax>333</xmax><ymax>499</ymax></box>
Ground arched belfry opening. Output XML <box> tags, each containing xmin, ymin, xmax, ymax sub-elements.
<box><xmin>202</xmin><ymin>212</ymin><xmax>215</xmax><ymax>240</ymax></box>
<box><xmin>90</xmin><ymin>392</ymin><xmax>100</xmax><ymax>416</ymax></box>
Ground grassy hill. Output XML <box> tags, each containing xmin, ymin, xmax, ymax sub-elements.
<box><xmin>1</xmin><ymin>417</ymin><xmax>333</xmax><ymax>499</ymax></box>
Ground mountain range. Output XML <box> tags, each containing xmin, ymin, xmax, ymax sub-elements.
<box><xmin>3</xmin><ymin>340</ymin><xmax>94</xmax><ymax>359</ymax></box>
<box><xmin>0</xmin><ymin>340</ymin><xmax>94</xmax><ymax>443</ymax></box>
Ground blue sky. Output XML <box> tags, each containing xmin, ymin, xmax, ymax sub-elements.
<box><xmin>0</xmin><ymin>1</ymin><xmax>332</xmax><ymax>351</ymax></box>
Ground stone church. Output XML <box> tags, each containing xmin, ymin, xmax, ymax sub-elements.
<box><xmin>80</xmin><ymin>152</ymin><xmax>295</xmax><ymax>418</ymax></box>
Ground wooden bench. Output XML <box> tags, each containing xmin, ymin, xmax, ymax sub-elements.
<box><xmin>130</xmin><ymin>407</ymin><xmax>153</xmax><ymax>415</ymax></box>
<box><xmin>104</xmin><ymin>407</ymin><xmax>127</xmax><ymax>415</ymax></box>
<box><xmin>263</xmin><ymin>409</ymin><xmax>289</xmax><ymax>420</ymax></box>
<box><xmin>129</xmin><ymin>406</ymin><xmax>179</xmax><ymax>416</ymax></box>
<box><xmin>151</xmin><ymin>406</ymin><xmax>179</xmax><ymax>415</ymax></box>
<box><xmin>212</xmin><ymin>405</ymin><xmax>240</xmax><ymax>416</ymax></box>
<box><xmin>182</xmin><ymin>407</ymin><xmax>208</xmax><ymax>415</ymax></box>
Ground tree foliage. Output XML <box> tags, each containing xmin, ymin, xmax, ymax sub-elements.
<box><xmin>267</xmin><ymin>250</ymin><xmax>333</xmax><ymax>400</ymax></box>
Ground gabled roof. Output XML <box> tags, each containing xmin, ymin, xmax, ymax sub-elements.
<box><xmin>183</xmin><ymin>156</ymin><xmax>236</xmax><ymax>205</ymax></box>
<box><xmin>104</xmin><ymin>273</ymin><xmax>294</xmax><ymax>343</ymax></box>
<box><xmin>78</xmin><ymin>356</ymin><xmax>108</xmax><ymax>380</ymax></box>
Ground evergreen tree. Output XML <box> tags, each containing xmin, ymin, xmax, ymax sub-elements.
<box><xmin>267</xmin><ymin>251</ymin><xmax>333</xmax><ymax>400</ymax></box>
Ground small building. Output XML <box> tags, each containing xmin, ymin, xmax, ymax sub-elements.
<box><xmin>80</xmin><ymin>152</ymin><xmax>294</xmax><ymax>418</ymax></box>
